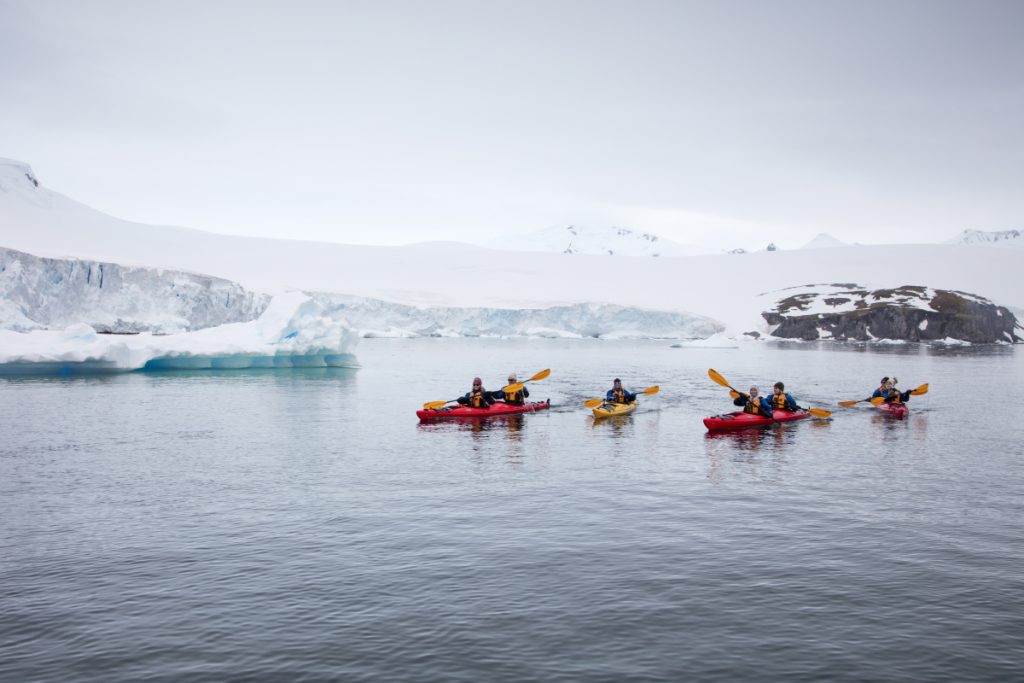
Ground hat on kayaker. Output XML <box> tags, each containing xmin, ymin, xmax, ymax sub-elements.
<box><xmin>881</xmin><ymin>376</ymin><xmax>890</xmax><ymax>384</ymax></box>
<box><xmin>507</xmin><ymin>373</ymin><xmax>517</xmax><ymax>382</ymax></box>
<box><xmin>473</xmin><ymin>377</ymin><xmax>482</xmax><ymax>386</ymax></box>
<box><xmin>614</xmin><ymin>378</ymin><xmax>621</xmax><ymax>384</ymax></box>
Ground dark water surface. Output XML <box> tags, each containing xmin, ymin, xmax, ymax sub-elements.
<box><xmin>2</xmin><ymin>340</ymin><xmax>1023</xmax><ymax>682</ymax></box>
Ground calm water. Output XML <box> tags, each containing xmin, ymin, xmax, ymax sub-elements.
<box><xmin>2</xmin><ymin>339</ymin><xmax>1023</xmax><ymax>682</ymax></box>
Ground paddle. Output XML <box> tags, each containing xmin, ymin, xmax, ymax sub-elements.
<box><xmin>583</xmin><ymin>385</ymin><xmax>659</xmax><ymax>409</ymax></box>
<box><xmin>499</xmin><ymin>368</ymin><xmax>551</xmax><ymax>395</ymax></box>
<box><xmin>839</xmin><ymin>383</ymin><xmax>928</xmax><ymax>407</ymax></box>
<box><xmin>710</xmin><ymin>369</ymin><xmax>829</xmax><ymax>417</ymax></box>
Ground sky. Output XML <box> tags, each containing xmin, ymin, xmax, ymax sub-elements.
<box><xmin>1</xmin><ymin>0</ymin><xmax>1022</xmax><ymax>250</ymax></box>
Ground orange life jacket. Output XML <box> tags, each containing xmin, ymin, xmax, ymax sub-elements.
<box><xmin>744</xmin><ymin>396</ymin><xmax>768</xmax><ymax>416</ymax></box>
<box><xmin>772</xmin><ymin>393</ymin><xmax>788</xmax><ymax>410</ymax></box>
<box><xmin>612</xmin><ymin>388</ymin><xmax>627</xmax><ymax>403</ymax></box>
<box><xmin>468</xmin><ymin>388</ymin><xmax>487</xmax><ymax>408</ymax></box>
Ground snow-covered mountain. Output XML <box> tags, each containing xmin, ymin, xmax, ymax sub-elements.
<box><xmin>488</xmin><ymin>224</ymin><xmax>704</xmax><ymax>257</ymax></box>
<box><xmin>1</xmin><ymin>157</ymin><xmax>1022</xmax><ymax>357</ymax></box>
<box><xmin>946</xmin><ymin>229</ymin><xmax>1023</xmax><ymax>247</ymax></box>
<box><xmin>800</xmin><ymin>233</ymin><xmax>848</xmax><ymax>249</ymax></box>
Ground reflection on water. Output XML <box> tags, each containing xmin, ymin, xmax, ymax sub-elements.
<box><xmin>2</xmin><ymin>338</ymin><xmax>1021</xmax><ymax>683</ymax></box>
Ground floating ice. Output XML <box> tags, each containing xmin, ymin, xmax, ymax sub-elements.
<box><xmin>0</xmin><ymin>292</ymin><xmax>358</xmax><ymax>375</ymax></box>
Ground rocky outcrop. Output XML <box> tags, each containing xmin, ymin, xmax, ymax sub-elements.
<box><xmin>761</xmin><ymin>284</ymin><xmax>1021</xmax><ymax>344</ymax></box>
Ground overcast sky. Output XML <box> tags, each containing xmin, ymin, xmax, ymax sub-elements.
<box><xmin>2</xmin><ymin>0</ymin><xmax>1022</xmax><ymax>249</ymax></box>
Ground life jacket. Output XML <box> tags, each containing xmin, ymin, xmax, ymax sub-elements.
<box><xmin>504</xmin><ymin>389</ymin><xmax>524</xmax><ymax>405</ymax></box>
<box><xmin>887</xmin><ymin>388</ymin><xmax>902</xmax><ymax>404</ymax></box>
<box><xmin>611</xmin><ymin>388</ymin><xmax>628</xmax><ymax>403</ymax></box>
<box><xmin>744</xmin><ymin>396</ymin><xmax>768</xmax><ymax>416</ymax></box>
<box><xmin>772</xmin><ymin>393</ymin><xmax>790</xmax><ymax>410</ymax></box>
<box><xmin>468</xmin><ymin>388</ymin><xmax>487</xmax><ymax>408</ymax></box>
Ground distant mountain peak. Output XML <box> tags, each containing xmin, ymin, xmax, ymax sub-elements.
<box><xmin>489</xmin><ymin>224</ymin><xmax>701</xmax><ymax>257</ymax></box>
<box><xmin>800</xmin><ymin>232</ymin><xmax>848</xmax><ymax>249</ymax></box>
<box><xmin>947</xmin><ymin>229</ymin><xmax>1023</xmax><ymax>246</ymax></box>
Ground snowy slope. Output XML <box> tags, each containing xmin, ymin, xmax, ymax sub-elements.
<box><xmin>2</xmin><ymin>158</ymin><xmax>1022</xmax><ymax>339</ymax></box>
<box><xmin>487</xmin><ymin>224</ymin><xmax>705</xmax><ymax>257</ymax></box>
<box><xmin>946</xmin><ymin>229</ymin><xmax>1023</xmax><ymax>247</ymax></box>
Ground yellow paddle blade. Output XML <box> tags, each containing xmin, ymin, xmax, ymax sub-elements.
<box><xmin>529</xmin><ymin>368</ymin><xmax>551</xmax><ymax>382</ymax></box>
<box><xmin>423</xmin><ymin>400</ymin><xmax>452</xmax><ymax>410</ymax></box>
<box><xmin>641</xmin><ymin>385</ymin><xmax>660</xmax><ymax>395</ymax></box>
<box><xmin>911</xmin><ymin>383</ymin><xmax>929</xmax><ymax>396</ymax></box>
<box><xmin>731</xmin><ymin>390</ymin><xmax>741</xmax><ymax>399</ymax></box>
<box><xmin>837</xmin><ymin>400</ymin><xmax>860</xmax><ymax>407</ymax></box>
<box><xmin>501</xmin><ymin>383</ymin><xmax>525</xmax><ymax>394</ymax></box>
<box><xmin>870</xmin><ymin>396</ymin><xmax>886</xmax><ymax>405</ymax></box>
<box><xmin>808</xmin><ymin>407</ymin><xmax>832</xmax><ymax>418</ymax></box>
<box><xmin>707</xmin><ymin>368</ymin><xmax>730</xmax><ymax>388</ymax></box>
<box><xmin>583</xmin><ymin>398</ymin><xmax>604</xmax><ymax>409</ymax></box>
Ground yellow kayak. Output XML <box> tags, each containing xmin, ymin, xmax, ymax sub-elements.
<box><xmin>592</xmin><ymin>401</ymin><xmax>638</xmax><ymax>419</ymax></box>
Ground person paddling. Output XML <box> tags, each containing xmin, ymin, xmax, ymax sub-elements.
<box><xmin>606</xmin><ymin>378</ymin><xmax>637</xmax><ymax>404</ymax></box>
<box><xmin>457</xmin><ymin>377</ymin><xmax>495</xmax><ymax>409</ymax></box>
<box><xmin>493</xmin><ymin>373</ymin><xmax>530</xmax><ymax>406</ymax></box>
<box><xmin>770</xmin><ymin>381</ymin><xmax>799</xmax><ymax>412</ymax></box>
<box><xmin>733</xmin><ymin>385</ymin><xmax>774</xmax><ymax>418</ymax></box>
<box><xmin>871</xmin><ymin>376</ymin><xmax>912</xmax><ymax>404</ymax></box>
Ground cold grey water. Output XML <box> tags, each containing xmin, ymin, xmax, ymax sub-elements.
<box><xmin>2</xmin><ymin>339</ymin><xmax>1023</xmax><ymax>682</ymax></box>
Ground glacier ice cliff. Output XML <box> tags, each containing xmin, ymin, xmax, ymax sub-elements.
<box><xmin>0</xmin><ymin>246</ymin><xmax>269</xmax><ymax>333</ymax></box>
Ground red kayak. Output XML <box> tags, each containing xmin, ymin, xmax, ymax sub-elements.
<box><xmin>703</xmin><ymin>409</ymin><xmax>811</xmax><ymax>431</ymax></box>
<box><xmin>875</xmin><ymin>402</ymin><xmax>909</xmax><ymax>418</ymax></box>
<box><xmin>417</xmin><ymin>399</ymin><xmax>551</xmax><ymax>421</ymax></box>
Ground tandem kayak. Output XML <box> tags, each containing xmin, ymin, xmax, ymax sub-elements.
<box><xmin>875</xmin><ymin>402</ymin><xmax>909</xmax><ymax>418</ymax></box>
<box><xmin>592</xmin><ymin>401</ymin><xmax>637</xmax><ymax>419</ymax></box>
<box><xmin>417</xmin><ymin>399</ymin><xmax>550</xmax><ymax>421</ymax></box>
<box><xmin>703</xmin><ymin>409</ymin><xmax>810</xmax><ymax>431</ymax></box>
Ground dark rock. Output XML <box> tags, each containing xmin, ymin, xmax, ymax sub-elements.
<box><xmin>763</xmin><ymin>286</ymin><xmax>1021</xmax><ymax>343</ymax></box>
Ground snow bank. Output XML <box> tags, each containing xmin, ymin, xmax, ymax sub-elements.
<box><xmin>0</xmin><ymin>292</ymin><xmax>358</xmax><ymax>375</ymax></box>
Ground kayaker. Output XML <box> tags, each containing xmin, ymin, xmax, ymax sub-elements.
<box><xmin>871</xmin><ymin>377</ymin><xmax>911</xmax><ymax>404</ymax></box>
<box><xmin>456</xmin><ymin>377</ymin><xmax>495</xmax><ymax>409</ymax></box>
<box><xmin>493</xmin><ymin>372</ymin><xmax>529</xmax><ymax>406</ymax></box>
<box><xmin>770</xmin><ymin>382</ymin><xmax>798</xmax><ymax>412</ymax></box>
<box><xmin>733</xmin><ymin>385</ymin><xmax>774</xmax><ymax>418</ymax></box>
<box><xmin>606</xmin><ymin>378</ymin><xmax>637</xmax><ymax>404</ymax></box>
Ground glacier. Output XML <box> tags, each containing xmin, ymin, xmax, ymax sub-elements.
<box><xmin>1</xmin><ymin>246</ymin><xmax>269</xmax><ymax>333</ymax></box>
<box><xmin>0</xmin><ymin>292</ymin><xmax>358</xmax><ymax>375</ymax></box>
<box><xmin>311</xmin><ymin>293</ymin><xmax>722</xmax><ymax>339</ymax></box>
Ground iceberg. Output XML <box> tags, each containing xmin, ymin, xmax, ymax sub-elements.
<box><xmin>0</xmin><ymin>292</ymin><xmax>358</xmax><ymax>375</ymax></box>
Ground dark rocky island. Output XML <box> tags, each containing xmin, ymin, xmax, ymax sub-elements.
<box><xmin>762</xmin><ymin>284</ymin><xmax>1021</xmax><ymax>344</ymax></box>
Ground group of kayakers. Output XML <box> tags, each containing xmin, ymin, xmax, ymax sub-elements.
<box><xmin>456</xmin><ymin>374</ymin><xmax>915</xmax><ymax>414</ymax></box>
<box><xmin>458</xmin><ymin>375</ymin><xmax>638</xmax><ymax>408</ymax></box>
<box><xmin>731</xmin><ymin>376</ymin><xmax>913</xmax><ymax>418</ymax></box>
